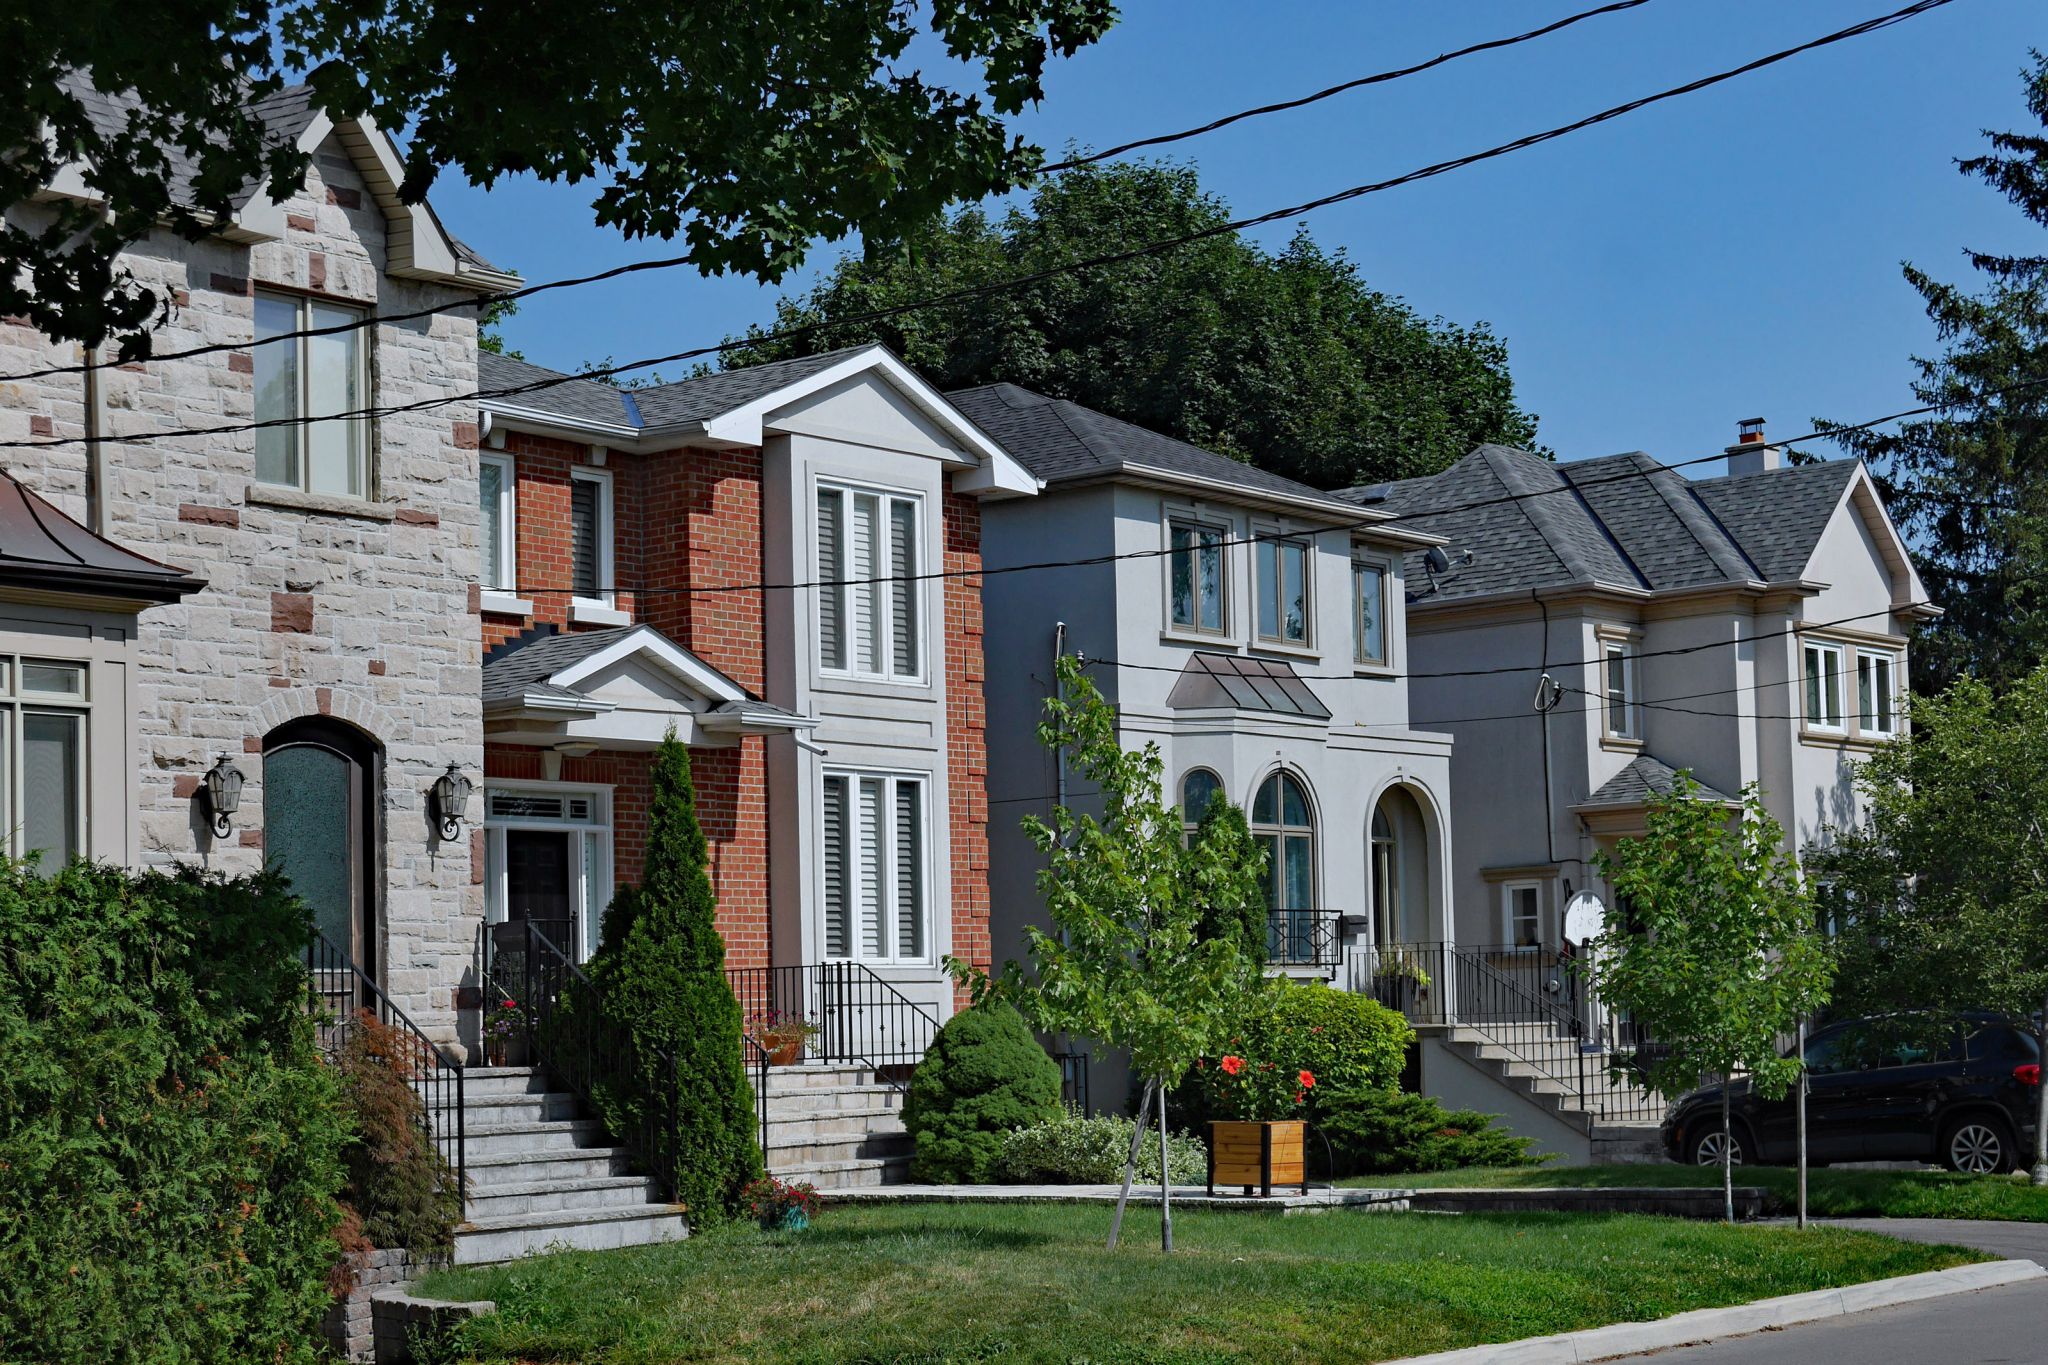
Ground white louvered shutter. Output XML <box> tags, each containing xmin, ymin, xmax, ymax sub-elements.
<box><xmin>851</xmin><ymin>493</ymin><xmax>881</xmax><ymax>673</ymax></box>
<box><xmin>822</xmin><ymin>776</ymin><xmax>850</xmax><ymax>957</ymax></box>
<box><xmin>857</xmin><ymin>776</ymin><xmax>885</xmax><ymax>956</ymax></box>
<box><xmin>895</xmin><ymin>780</ymin><xmax>924</xmax><ymax>957</ymax></box>
<box><xmin>817</xmin><ymin>490</ymin><xmax>845</xmax><ymax>670</ymax></box>
<box><xmin>890</xmin><ymin>499</ymin><xmax>917</xmax><ymax>677</ymax></box>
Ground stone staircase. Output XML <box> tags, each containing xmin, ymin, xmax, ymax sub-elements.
<box><xmin>1434</xmin><ymin>1019</ymin><xmax>1668</xmax><ymax>1162</ymax></box>
<box><xmin>755</xmin><ymin>1061</ymin><xmax>913</xmax><ymax>1188</ymax></box>
<box><xmin>452</xmin><ymin>1066</ymin><xmax>687</xmax><ymax>1265</ymax></box>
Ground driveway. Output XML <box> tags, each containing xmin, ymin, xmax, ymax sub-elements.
<box><xmin>1613</xmin><ymin>1220</ymin><xmax>2048</xmax><ymax>1363</ymax></box>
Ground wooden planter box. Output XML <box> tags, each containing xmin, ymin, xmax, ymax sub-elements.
<box><xmin>1207</xmin><ymin>1119</ymin><xmax>1307</xmax><ymax>1196</ymax></box>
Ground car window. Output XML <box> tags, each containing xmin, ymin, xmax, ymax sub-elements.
<box><xmin>1968</xmin><ymin>1027</ymin><xmax>2041</xmax><ymax>1064</ymax></box>
<box><xmin>1804</xmin><ymin>1021</ymin><xmax>1956</xmax><ymax>1074</ymax></box>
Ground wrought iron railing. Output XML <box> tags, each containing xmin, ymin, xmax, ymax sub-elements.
<box><xmin>1051</xmin><ymin>1048</ymin><xmax>1092</xmax><ymax>1116</ymax></box>
<box><xmin>506</xmin><ymin>920</ymin><xmax>685</xmax><ymax>1202</ymax></box>
<box><xmin>726</xmin><ymin>961</ymin><xmax>942</xmax><ymax>1081</ymax></box>
<box><xmin>305</xmin><ymin>929</ymin><xmax>466</xmax><ymax>1208</ymax></box>
<box><xmin>1370</xmin><ymin>941</ymin><xmax>1666</xmax><ymax>1128</ymax></box>
<box><xmin>1266</xmin><ymin>909</ymin><xmax>1342</xmax><ymax>968</ymax></box>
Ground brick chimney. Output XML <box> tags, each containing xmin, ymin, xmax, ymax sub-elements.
<box><xmin>1725</xmin><ymin>416</ymin><xmax>1783</xmax><ymax>477</ymax></box>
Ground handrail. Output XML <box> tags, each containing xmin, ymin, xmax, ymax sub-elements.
<box><xmin>305</xmin><ymin>929</ymin><xmax>466</xmax><ymax>1211</ymax></box>
<box><xmin>727</xmin><ymin>961</ymin><xmax>942</xmax><ymax>1091</ymax></box>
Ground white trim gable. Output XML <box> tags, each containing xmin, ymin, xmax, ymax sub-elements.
<box><xmin>551</xmin><ymin>624</ymin><xmax>750</xmax><ymax>703</ymax></box>
<box><xmin>1805</xmin><ymin>464</ymin><xmax>1936</xmax><ymax>622</ymax></box>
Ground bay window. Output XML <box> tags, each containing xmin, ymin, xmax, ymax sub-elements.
<box><xmin>818</xmin><ymin>483</ymin><xmax>922</xmax><ymax>682</ymax></box>
<box><xmin>822</xmin><ymin>771</ymin><xmax>928</xmax><ymax>962</ymax></box>
<box><xmin>254</xmin><ymin>290</ymin><xmax>367</xmax><ymax>498</ymax></box>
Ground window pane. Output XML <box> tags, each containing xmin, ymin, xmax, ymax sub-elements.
<box><xmin>1281</xmin><ymin>543</ymin><xmax>1306</xmax><ymax>641</ymax></box>
<box><xmin>570</xmin><ymin>480</ymin><xmax>600</xmax><ymax>599</ymax></box>
<box><xmin>1279</xmin><ymin>774</ymin><xmax>1309</xmax><ymax>827</ymax></box>
<box><xmin>1169</xmin><ymin>526</ymin><xmax>1196</xmax><ymax>628</ymax></box>
<box><xmin>1255</xmin><ymin>833</ymin><xmax>1280</xmax><ymax>908</ymax></box>
<box><xmin>818</xmin><ymin>490</ymin><xmax>845</xmax><ymax>670</ymax></box>
<box><xmin>822</xmin><ymin>776</ymin><xmax>849</xmax><ymax>957</ymax></box>
<box><xmin>1252</xmin><ymin>775</ymin><xmax>1278</xmax><ymax>825</ymax></box>
<box><xmin>1256</xmin><ymin>542</ymin><xmax>1277</xmax><ymax>637</ymax></box>
<box><xmin>305</xmin><ymin>305</ymin><xmax>362</xmax><ymax>497</ymax></box>
<box><xmin>22</xmin><ymin>711</ymin><xmax>82</xmax><ymax>866</ymax></box>
<box><xmin>1877</xmin><ymin>658</ymin><xmax>1893</xmax><ymax>730</ymax></box>
<box><xmin>1181</xmin><ymin>769</ymin><xmax>1222</xmax><ymax>825</ymax></box>
<box><xmin>1825</xmin><ymin>651</ymin><xmax>1841</xmax><ymax>725</ymax></box>
<box><xmin>1355</xmin><ymin>564</ymin><xmax>1384</xmax><ymax>663</ymax></box>
<box><xmin>890</xmin><ymin>499</ymin><xmax>918</xmax><ymax>677</ymax></box>
<box><xmin>1282</xmin><ymin>834</ymin><xmax>1312</xmax><ymax>909</ymax></box>
<box><xmin>1606</xmin><ymin>649</ymin><xmax>1628</xmax><ymax>734</ymax></box>
<box><xmin>857</xmin><ymin>776</ymin><xmax>885</xmax><ymax>957</ymax></box>
<box><xmin>21</xmin><ymin>662</ymin><xmax>84</xmax><ymax>698</ymax></box>
<box><xmin>1805</xmin><ymin>649</ymin><xmax>1823</xmax><ymax>722</ymax></box>
<box><xmin>254</xmin><ymin>294</ymin><xmax>300</xmax><ymax>487</ymax></box>
<box><xmin>480</xmin><ymin>460</ymin><xmax>505</xmax><ymax>590</ymax></box>
<box><xmin>851</xmin><ymin>494</ymin><xmax>881</xmax><ymax>674</ymax></box>
<box><xmin>1197</xmin><ymin>530</ymin><xmax>1222</xmax><ymax>632</ymax></box>
<box><xmin>1858</xmin><ymin>656</ymin><xmax>1874</xmax><ymax>728</ymax></box>
<box><xmin>895</xmin><ymin>781</ymin><xmax>923</xmax><ymax>957</ymax></box>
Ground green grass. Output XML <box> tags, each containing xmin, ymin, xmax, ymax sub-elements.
<box><xmin>1344</xmin><ymin>1163</ymin><xmax>2048</xmax><ymax>1221</ymax></box>
<box><xmin>420</xmin><ymin>1203</ymin><xmax>1980</xmax><ymax>1363</ymax></box>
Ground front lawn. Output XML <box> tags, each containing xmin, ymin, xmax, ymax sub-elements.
<box><xmin>1348</xmin><ymin>1164</ymin><xmax>2048</xmax><ymax>1221</ymax></box>
<box><xmin>422</xmin><ymin>1203</ymin><xmax>1978</xmax><ymax>1363</ymax></box>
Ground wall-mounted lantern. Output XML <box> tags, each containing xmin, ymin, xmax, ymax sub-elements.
<box><xmin>432</xmin><ymin>762</ymin><xmax>473</xmax><ymax>840</ymax></box>
<box><xmin>204</xmin><ymin>755</ymin><xmax>245</xmax><ymax>838</ymax></box>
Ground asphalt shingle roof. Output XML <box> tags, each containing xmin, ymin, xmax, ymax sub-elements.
<box><xmin>478</xmin><ymin>352</ymin><xmax>637</xmax><ymax>428</ymax></box>
<box><xmin>60</xmin><ymin>74</ymin><xmax>320</xmax><ymax>212</ymax></box>
<box><xmin>481</xmin><ymin>627</ymin><xmax>629</xmax><ymax>705</ymax></box>
<box><xmin>1582</xmin><ymin>754</ymin><xmax>1733</xmax><ymax>808</ymax></box>
<box><xmin>477</xmin><ymin>347</ymin><xmax>875</xmax><ymax>433</ymax></box>
<box><xmin>946</xmin><ymin>383</ymin><xmax>1363</xmax><ymax>515</ymax></box>
<box><xmin>1347</xmin><ymin>445</ymin><xmax>1861</xmax><ymax>603</ymax></box>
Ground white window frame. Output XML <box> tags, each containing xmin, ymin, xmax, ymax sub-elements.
<box><xmin>568</xmin><ymin>467</ymin><xmax>624</xmax><ymax>625</ymax></box>
<box><xmin>1803</xmin><ymin>640</ymin><xmax>1847</xmax><ymax>734</ymax></box>
<box><xmin>816</xmin><ymin>480</ymin><xmax>927</xmax><ymax>686</ymax></box>
<box><xmin>479</xmin><ymin>452</ymin><xmax>520</xmax><ymax>600</ymax></box>
<box><xmin>3</xmin><ymin>658</ymin><xmax>91</xmax><ymax>866</ymax></box>
<box><xmin>1353</xmin><ymin>555</ymin><xmax>1391</xmax><ymax>667</ymax></box>
<box><xmin>481</xmin><ymin>781</ymin><xmax>615</xmax><ymax>963</ymax></box>
<box><xmin>819</xmin><ymin>768</ymin><xmax>932</xmax><ymax>965</ymax></box>
<box><xmin>1601</xmin><ymin>642</ymin><xmax>1639</xmax><ymax>741</ymax></box>
<box><xmin>1855</xmin><ymin>649</ymin><xmax>1898</xmax><ymax>738</ymax></box>
<box><xmin>253</xmin><ymin>288</ymin><xmax>369</xmax><ymax>498</ymax></box>
<box><xmin>1163</xmin><ymin>514</ymin><xmax>1230</xmax><ymax>638</ymax></box>
<box><xmin>1501</xmin><ymin>880</ymin><xmax>1544</xmax><ymax>951</ymax></box>
<box><xmin>1254</xmin><ymin>529</ymin><xmax>1314</xmax><ymax>648</ymax></box>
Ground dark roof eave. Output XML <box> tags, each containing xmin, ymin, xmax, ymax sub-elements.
<box><xmin>0</xmin><ymin>564</ymin><xmax>205</xmax><ymax>608</ymax></box>
<box><xmin>1408</xmin><ymin>576</ymin><xmax>1822</xmax><ymax>616</ymax></box>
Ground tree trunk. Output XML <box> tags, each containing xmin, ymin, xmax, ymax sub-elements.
<box><xmin>1720</xmin><ymin>1074</ymin><xmax>1734</xmax><ymax>1225</ymax></box>
<box><xmin>2033</xmin><ymin>1003</ymin><xmax>2048</xmax><ymax>1188</ymax></box>
<box><xmin>1156</xmin><ymin>1080</ymin><xmax>1173</xmax><ymax>1253</ymax></box>
<box><xmin>1795</xmin><ymin>1020</ymin><xmax>1809</xmax><ymax>1230</ymax></box>
<box><xmin>1107</xmin><ymin>1077</ymin><xmax>1156</xmax><ymax>1251</ymax></box>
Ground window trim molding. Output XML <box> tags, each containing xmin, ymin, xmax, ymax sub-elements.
<box><xmin>1499</xmin><ymin>879</ymin><xmax>1545</xmax><ymax>951</ymax></box>
<box><xmin>1352</xmin><ymin>553</ymin><xmax>1393</xmax><ymax>671</ymax></box>
<box><xmin>480</xmin><ymin>779</ymin><xmax>616</xmax><ymax>963</ymax></box>
<box><xmin>1247</xmin><ymin>766</ymin><xmax>1319</xmax><ymax>913</ymax></box>
<box><xmin>1161</xmin><ymin>506</ymin><xmax>1232</xmax><ymax>640</ymax></box>
<box><xmin>480</xmin><ymin>451</ymin><xmax>517</xmax><ymax>596</ymax></box>
<box><xmin>1252</xmin><ymin>524</ymin><xmax>1315</xmax><ymax>651</ymax></box>
<box><xmin>10</xmin><ymin>658</ymin><xmax>92</xmax><ymax>865</ymax></box>
<box><xmin>1802</xmin><ymin>638</ymin><xmax>1849</xmax><ymax>736</ymax></box>
<box><xmin>253</xmin><ymin>287</ymin><xmax>372</xmax><ymax>500</ymax></box>
<box><xmin>818</xmin><ymin>766</ymin><xmax>934</xmax><ymax>966</ymax></box>
<box><xmin>1597</xmin><ymin>629</ymin><xmax>1641</xmax><ymax>745</ymax></box>
<box><xmin>567</xmin><ymin>466</ymin><xmax>616</xmax><ymax>617</ymax></box>
<box><xmin>814</xmin><ymin>478</ymin><xmax>929</xmax><ymax>688</ymax></box>
<box><xmin>1854</xmin><ymin>647</ymin><xmax>1899</xmax><ymax>739</ymax></box>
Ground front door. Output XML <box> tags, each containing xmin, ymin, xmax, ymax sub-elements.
<box><xmin>264</xmin><ymin>718</ymin><xmax>379</xmax><ymax>970</ymax></box>
<box><xmin>504</xmin><ymin>828</ymin><xmax>574</xmax><ymax>953</ymax></box>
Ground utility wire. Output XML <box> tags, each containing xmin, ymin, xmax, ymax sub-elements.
<box><xmin>16</xmin><ymin>0</ymin><xmax>1661</xmax><ymax>384</ymax></box>
<box><xmin>2</xmin><ymin>0</ymin><xmax>1961</xmax><ymax>449</ymax></box>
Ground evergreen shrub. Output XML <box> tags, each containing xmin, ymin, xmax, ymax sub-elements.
<box><xmin>587</xmin><ymin>733</ymin><xmax>760</xmax><ymax>1222</ymax></box>
<box><xmin>1319</xmin><ymin>1086</ymin><xmax>1542</xmax><ymax>1175</ymax></box>
<box><xmin>0</xmin><ymin>862</ymin><xmax>348</xmax><ymax>1364</ymax></box>
<box><xmin>903</xmin><ymin>1003</ymin><xmax>1063</xmax><ymax>1182</ymax></box>
<box><xmin>335</xmin><ymin>1012</ymin><xmax>462</xmax><ymax>1256</ymax></box>
<box><xmin>997</xmin><ymin>1108</ymin><xmax>1208</xmax><ymax>1185</ymax></box>
<box><xmin>1177</xmin><ymin>979</ymin><xmax>1412</xmax><ymax>1125</ymax></box>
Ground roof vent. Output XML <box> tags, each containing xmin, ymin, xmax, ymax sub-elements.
<box><xmin>1725</xmin><ymin>417</ymin><xmax>1782</xmax><ymax>477</ymax></box>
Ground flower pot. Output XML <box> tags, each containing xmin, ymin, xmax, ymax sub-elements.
<box><xmin>762</xmin><ymin>1207</ymin><xmax>810</xmax><ymax>1233</ymax></box>
<box><xmin>1207</xmin><ymin>1119</ymin><xmax>1307</xmax><ymax>1197</ymax></box>
<box><xmin>763</xmin><ymin>1034</ymin><xmax>805</xmax><ymax>1067</ymax></box>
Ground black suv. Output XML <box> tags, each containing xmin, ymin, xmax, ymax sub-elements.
<box><xmin>1660</xmin><ymin>1013</ymin><xmax>2041</xmax><ymax>1174</ymax></box>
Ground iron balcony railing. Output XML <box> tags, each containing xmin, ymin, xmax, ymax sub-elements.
<box><xmin>1266</xmin><ymin>908</ymin><xmax>1342</xmax><ymax>969</ymax></box>
<box><xmin>1370</xmin><ymin>940</ymin><xmax>1667</xmax><ymax>1128</ymax></box>
<box><xmin>725</xmin><ymin>961</ymin><xmax>942</xmax><ymax>1080</ymax></box>
<box><xmin>306</xmin><ymin>929</ymin><xmax>466</xmax><ymax>1210</ymax></box>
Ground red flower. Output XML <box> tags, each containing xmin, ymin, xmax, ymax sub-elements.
<box><xmin>500</xmin><ymin>999</ymin><xmax>518</xmax><ymax>1010</ymax></box>
<box><xmin>1298</xmin><ymin>1070</ymin><xmax>1316</xmax><ymax>1089</ymax></box>
<box><xmin>1220</xmin><ymin>1054</ymin><xmax>1245</xmax><ymax>1076</ymax></box>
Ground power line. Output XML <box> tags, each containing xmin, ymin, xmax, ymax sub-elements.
<box><xmin>16</xmin><ymin>0</ymin><xmax>1662</xmax><ymax>384</ymax></box>
<box><xmin>1</xmin><ymin>0</ymin><xmax>1960</xmax><ymax>451</ymax></box>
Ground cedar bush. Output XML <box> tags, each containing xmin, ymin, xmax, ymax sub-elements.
<box><xmin>997</xmin><ymin>1108</ymin><xmax>1208</xmax><ymax>1186</ymax></box>
<box><xmin>587</xmin><ymin>732</ymin><xmax>760</xmax><ymax>1223</ymax></box>
<box><xmin>904</xmin><ymin>1003</ymin><xmax>1063</xmax><ymax>1182</ymax></box>
<box><xmin>0</xmin><ymin>862</ymin><xmax>349</xmax><ymax>1365</ymax></box>
<box><xmin>1318</xmin><ymin>1086</ymin><xmax>1542</xmax><ymax>1175</ymax></box>
<box><xmin>335</xmin><ymin>1012</ymin><xmax>462</xmax><ymax>1257</ymax></box>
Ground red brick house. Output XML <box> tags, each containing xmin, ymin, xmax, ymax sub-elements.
<box><xmin>473</xmin><ymin>345</ymin><xmax>1039</xmax><ymax>1032</ymax></box>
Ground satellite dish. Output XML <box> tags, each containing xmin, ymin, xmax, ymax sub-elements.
<box><xmin>1563</xmin><ymin>892</ymin><xmax>1607</xmax><ymax>947</ymax></box>
<box><xmin>1424</xmin><ymin>545</ymin><xmax>1452</xmax><ymax>576</ymax></box>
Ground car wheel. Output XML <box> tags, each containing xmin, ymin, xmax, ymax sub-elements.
<box><xmin>1688</xmin><ymin>1125</ymin><xmax>1745</xmax><ymax>1166</ymax></box>
<box><xmin>1942</xmin><ymin>1116</ymin><xmax>2015</xmax><ymax>1175</ymax></box>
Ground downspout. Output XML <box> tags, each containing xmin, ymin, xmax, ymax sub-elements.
<box><xmin>83</xmin><ymin>345</ymin><xmax>107</xmax><ymax>534</ymax></box>
<box><xmin>1534</xmin><ymin>593</ymin><xmax>1566</xmax><ymax>867</ymax></box>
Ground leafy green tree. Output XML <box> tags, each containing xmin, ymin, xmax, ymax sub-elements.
<box><xmin>1189</xmin><ymin>793</ymin><xmax>1268</xmax><ymax>967</ymax></box>
<box><xmin>902</xmin><ymin>1002</ymin><xmax>1063</xmax><ymax>1183</ymax></box>
<box><xmin>1809</xmin><ymin>668</ymin><xmax>2048</xmax><ymax>1183</ymax></box>
<box><xmin>1820</xmin><ymin>53</ymin><xmax>2048</xmax><ymax>692</ymax></box>
<box><xmin>588</xmin><ymin>730</ymin><xmax>759</xmax><ymax>1221</ymax></box>
<box><xmin>8</xmin><ymin>1</ymin><xmax>1115</xmax><ymax>352</ymax></box>
<box><xmin>951</xmin><ymin>655</ymin><xmax>1265</xmax><ymax>1249</ymax></box>
<box><xmin>726</xmin><ymin>160</ymin><xmax>1543</xmax><ymax>489</ymax></box>
<box><xmin>1589</xmin><ymin>780</ymin><xmax>1831</xmax><ymax>1222</ymax></box>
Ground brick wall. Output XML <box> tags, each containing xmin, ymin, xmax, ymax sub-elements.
<box><xmin>943</xmin><ymin>488</ymin><xmax>992</xmax><ymax>1008</ymax></box>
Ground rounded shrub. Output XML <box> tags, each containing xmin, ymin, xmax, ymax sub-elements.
<box><xmin>1249</xmin><ymin>979</ymin><xmax>1412</xmax><ymax>1095</ymax></box>
<box><xmin>903</xmin><ymin>1003</ymin><xmax>1063</xmax><ymax>1183</ymax></box>
<box><xmin>997</xmin><ymin>1108</ymin><xmax>1207</xmax><ymax>1186</ymax></box>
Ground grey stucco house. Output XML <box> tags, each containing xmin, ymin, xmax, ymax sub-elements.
<box><xmin>1336</xmin><ymin>423</ymin><xmax>1933</xmax><ymax>1157</ymax></box>
<box><xmin>955</xmin><ymin>383</ymin><xmax>1457</xmax><ymax>1102</ymax></box>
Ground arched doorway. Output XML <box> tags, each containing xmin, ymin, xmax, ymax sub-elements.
<box><xmin>263</xmin><ymin>717</ymin><xmax>382</xmax><ymax>970</ymax></box>
<box><xmin>1368</xmin><ymin>785</ymin><xmax>1433</xmax><ymax>947</ymax></box>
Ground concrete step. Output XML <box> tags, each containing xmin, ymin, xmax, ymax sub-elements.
<box><xmin>463</xmin><ymin>1145</ymin><xmax>640</xmax><ymax>1187</ymax></box>
<box><xmin>771</xmin><ymin>1152</ymin><xmax>913</xmax><ymax>1189</ymax></box>
<box><xmin>761</xmin><ymin>1108</ymin><xmax>907</xmax><ymax>1143</ymax></box>
<box><xmin>464</xmin><ymin>1175</ymin><xmax>664</xmax><ymax>1221</ymax></box>
<box><xmin>459</xmin><ymin>1066</ymin><xmax>547</xmax><ymax>1099</ymax></box>
<box><xmin>758</xmin><ymin>1084</ymin><xmax>907</xmax><ymax>1114</ymax></box>
<box><xmin>760</xmin><ymin>1063</ymin><xmax>890</xmax><ymax>1093</ymax></box>
<box><xmin>464</xmin><ymin>1118</ymin><xmax>608</xmax><ymax>1160</ymax></box>
<box><xmin>766</xmin><ymin>1131</ymin><xmax>914</xmax><ymax>1168</ymax></box>
<box><xmin>453</xmin><ymin>1203</ymin><xmax>687</xmax><ymax>1265</ymax></box>
<box><xmin>460</xmin><ymin>1092</ymin><xmax>582</xmax><ymax>1126</ymax></box>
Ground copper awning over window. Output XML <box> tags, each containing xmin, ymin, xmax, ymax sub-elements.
<box><xmin>1164</xmin><ymin>652</ymin><xmax>1331</xmax><ymax>720</ymax></box>
<box><xmin>0</xmin><ymin>471</ymin><xmax>202</xmax><ymax>604</ymax></box>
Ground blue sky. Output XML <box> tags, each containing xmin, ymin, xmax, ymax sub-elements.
<box><xmin>438</xmin><ymin>0</ymin><xmax>2042</xmax><ymax>473</ymax></box>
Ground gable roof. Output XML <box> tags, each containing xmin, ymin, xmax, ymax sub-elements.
<box><xmin>1350</xmin><ymin>445</ymin><xmax>1881</xmax><ymax>605</ymax></box>
<box><xmin>945</xmin><ymin>383</ymin><xmax>1378</xmax><ymax>522</ymax></box>
<box><xmin>58</xmin><ymin>74</ymin><xmax>322</xmax><ymax>214</ymax></box>
<box><xmin>482</xmin><ymin>624</ymin><xmax>813</xmax><ymax>738</ymax></box>
<box><xmin>478</xmin><ymin>346</ymin><xmax>1038</xmax><ymax>496</ymax></box>
<box><xmin>0</xmin><ymin>468</ymin><xmax>203</xmax><ymax>607</ymax></box>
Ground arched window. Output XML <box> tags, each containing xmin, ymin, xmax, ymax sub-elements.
<box><xmin>1180</xmin><ymin>768</ymin><xmax>1223</xmax><ymax>840</ymax></box>
<box><xmin>1253</xmin><ymin>772</ymin><xmax>1316</xmax><ymax>962</ymax></box>
<box><xmin>264</xmin><ymin>718</ymin><xmax>381</xmax><ymax>969</ymax></box>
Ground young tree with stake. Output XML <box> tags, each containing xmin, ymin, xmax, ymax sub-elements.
<box><xmin>951</xmin><ymin>656</ymin><xmax>1265</xmax><ymax>1251</ymax></box>
<box><xmin>1589</xmin><ymin>779</ymin><xmax>1831</xmax><ymax>1223</ymax></box>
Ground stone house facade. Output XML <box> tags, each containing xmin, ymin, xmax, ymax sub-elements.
<box><xmin>2</xmin><ymin>83</ymin><xmax>517</xmax><ymax>1046</ymax></box>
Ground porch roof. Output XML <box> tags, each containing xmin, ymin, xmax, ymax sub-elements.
<box><xmin>1573</xmin><ymin>754</ymin><xmax>1734</xmax><ymax>812</ymax></box>
<box><xmin>0</xmin><ymin>470</ymin><xmax>204</xmax><ymax>608</ymax></box>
